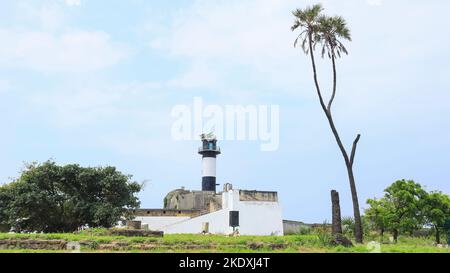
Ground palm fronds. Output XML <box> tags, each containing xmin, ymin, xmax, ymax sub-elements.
<box><xmin>291</xmin><ymin>4</ymin><xmax>351</xmax><ymax>59</ymax></box>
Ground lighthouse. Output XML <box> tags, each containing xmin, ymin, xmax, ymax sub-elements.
<box><xmin>199</xmin><ymin>133</ymin><xmax>221</xmax><ymax>192</ymax></box>
<box><xmin>132</xmin><ymin>132</ymin><xmax>284</xmax><ymax>236</ymax></box>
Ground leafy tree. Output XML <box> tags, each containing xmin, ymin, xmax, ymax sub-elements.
<box><xmin>366</xmin><ymin>180</ymin><xmax>450</xmax><ymax>243</ymax></box>
<box><xmin>291</xmin><ymin>4</ymin><xmax>364</xmax><ymax>243</ymax></box>
<box><xmin>0</xmin><ymin>161</ymin><xmax>142</xmax><ymax>233</ymax></box>
<box><xmin>383</xmin><ymin>180</ymin><xmax>427</xmax><ymax>241</ymax></box>
<box><xmin>365</xmin><ymin>198</ymin><xmax>389</xmax><ymax>239</ymax></box>
<box><xmin>365</xmin><ymin>180</ymin><xmax>427</xmax><ymax>242</ymax></box>
<box><xmin>422</xmin><ymin>191</ymin><xmax>450</xmax><ymax>244</ymax></box>
<box><xmin>0</xmin><ymin>184</ymin><xmax>15</xmax><ymax>232</ymax></box>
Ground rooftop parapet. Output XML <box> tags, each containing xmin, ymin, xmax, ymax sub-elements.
<box><xmin>239</xmin><ymin>190</ymin><xmax>279</xmax><ymax>202</ymax></box>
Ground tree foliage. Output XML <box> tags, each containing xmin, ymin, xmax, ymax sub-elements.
<box><xmin>383</xmin><ymin>180</ymin><xmax>427</xmax><ymax>236</ymax></box>
<box><xmin>422</xmin><ymin>191</ymin><xmax>450</xmax><ymax>244</ymax></box>
<box><xmin>0</xmin><ymin>161</ymin><xmax>142</xmax><ymax>233</ymax></box>
<box><xmin>365</xmin><ymin>198</ymin><xmax>389</xmax><ymax>237</ymax></box>
<box><xmin>365</xmin><ymin>180</ymin><xmax>450</xmax><ymax>243</ymax></box>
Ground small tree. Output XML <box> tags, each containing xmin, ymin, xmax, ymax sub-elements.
<box><xmin>383</xmin><ymin>180</ymin><xmax>427</xmax><ymax>242</ymax></box>
<box><xmin>422</xmin><ymin>191</ymin><xmax>450</xmax><ymax>244</ymax></box>
<box><xmin>365</xmin><ymin>180</ymin><xmax>427</xmax><ymax>242</ymax></box>
<box><xmin>365</xmin><ymin>198</ymin><xmax>388</xmax><ymax>239</ymax></box>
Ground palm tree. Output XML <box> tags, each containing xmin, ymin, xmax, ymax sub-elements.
<box><xmin>292</xmin><ymin>4</ymin><xmax>364</xmax><ymax>243</ymax></box>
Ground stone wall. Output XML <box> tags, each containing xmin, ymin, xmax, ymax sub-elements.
<box><xmin>283</xmin><ymin>220</ymin><xmax>309</xmax><ymax>235</ymax></box>
<box><xmin>109</xmin><ymin>229</ymin><xmax>163</xmax><ymax>237</ymax></box>
<box><xmin>239</xmin><ymin>190</ymin><xmax>278</xmax><ymax>202</ymax></box>
<box><xmin>134</xmin><ymin>209</ymin><xmax>204</xmax><ymax>217</ymax></box>
<box><xmin>0</xmin><ymin>239</ymin><xmax>67</xmax><ymax>250</ymax></box>
<box><xmin>282</xmin><ymin>220</ymin><xmax>333</xmax><ymax>234</ymax></box>
<box><xmin>164</xmin><ymin>189</ymin><xmax>222</xmax><ymax>212</ymax></box>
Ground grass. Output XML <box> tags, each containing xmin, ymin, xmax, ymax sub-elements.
<box><xmin>0</xmin><ymin>230</ymin><xmax>448</xmax><ymax>253</ymax></box>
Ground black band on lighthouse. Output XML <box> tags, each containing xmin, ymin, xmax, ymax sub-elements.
<box><xmin>202</xmin><ymin>177</ymin><xmax>216</xmax><ymax>192</ymax></box>
<box><xmin>201</xmin><ymin>152</ymin><xmax>217</xmax><ymax>158</ymax></box>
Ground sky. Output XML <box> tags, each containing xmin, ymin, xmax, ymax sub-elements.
<box><xmin>1</xmin><ymin>0</ymin><xmax>449</xmax><ymax>223</ymax></box>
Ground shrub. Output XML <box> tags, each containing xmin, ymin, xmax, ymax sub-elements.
<box><xmin>299</xmin><ymin>226</ymin><xmax>313</xmax><ymax>235</ymax></box>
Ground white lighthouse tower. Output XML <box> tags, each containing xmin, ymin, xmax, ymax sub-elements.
<box><xmin>198</xmin><ymin>133</ymin><xmax>221</xmax><ymax>192</ymax></box>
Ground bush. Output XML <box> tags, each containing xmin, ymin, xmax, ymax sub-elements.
<box><xmin>342</xmin><ymin>217</ymin><xmax>355</xmax><ymax>238</ymax></box>
<box><xmin>0</xmin><ymin>224</ymin><xmax>10</xmax><ymax>233</ymax></box>
<box><xmin>312</xmin><ymin>221</ymin><xmax>333</xmax><ymax>247</ymax></box>
<box><xmin>316</xmin><ymin>230</ymin><xmax>333</xmax><ymax>247</ymax></box>
<box><xmin>299</xmin><ymin>226</ymin><xmax>313</xmax><ymax>235</ymax></box>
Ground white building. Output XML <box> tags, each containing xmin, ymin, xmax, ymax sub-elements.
<box><xmin>135</xmin><ymin>185</ymin><xmax>284</xmax><ymax>236</ymax></box>
<box><xmin>132</xmin><ymin>134</ymin><xmax>284</xmax><ymax>236</ymax></box>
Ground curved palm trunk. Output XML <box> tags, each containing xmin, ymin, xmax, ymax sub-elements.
<box><xmin>307</xmin><ymin>33</ymin><xmax>363</xmax><ymax>243</ymax></box>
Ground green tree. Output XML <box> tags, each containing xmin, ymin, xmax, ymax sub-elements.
<box><xmin>422</xmin><ymin>191</ymin><xmax>450</xmax><ymax>244</ymax></box>
<box><xmin>0</xmin><ymin>161</ymin><xmax>142</xmax><ymax>233</ymax></box>
<box><xmin>366</xmin><ymin>180</ymin><xmax>427</xmax><ymax>242</ymax></box>
<box><xmin>0</xmin><ymin>183</ymin><xmax>15</xmax><ymax>232</ymax></box>
<box><xmin>384</xmin><ymin>180</ymin><xmax>427</xmax><ymax>241</ymax></box>
<box><xmin>291</xmin><ymin>4</ymin><xmax>364</xmax><ymax>243</ymax></box>
<box><xmin>365</xmin><ymin>198</ymin><xmax>389</xmax><ymax>239</ymax></box>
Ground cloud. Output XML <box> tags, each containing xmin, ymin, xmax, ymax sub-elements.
<box><xmin>366</xmin><ymin>0</ymin><xmax>383</xmax><ymax>6</ymax></box>
<box><xmin>11</xmin><ymin>1</ymin><xmax>71</xmax><ymax>31</ymax></box>
<box><xmin>0</xmin><ymin>29</ymin><xmax>129</xmax><ymax>72</ymax></box>
<box><xmin>26</xmin><ymin>81</ymin><xmax>164</xmax><ymax>127</ymax></box>
<box><xmin>35</xmin><ymin>3</ymin><xmax>66</xmax><ymax>30</ymax></box>
<box><xmin>65</xmin><ymin>0</ymin><xmax>81</xmax><ymax>6</ymax></box>
<box><xmin>145</xmin><ymin>0</ymin><xmax>345</xmax><ymax>97</ymax></box>
<box><xmin>22</xmin><ymin>80</ymin><xmax>178</xmax><ymax>158</ymax></box>
<box><xmin>0</xmin><ymin>79</ymin><xmax>10</xmax><ymax>94</ymax></box>
<box><xmin>167</xmin><ymin>61</ymin><xmax>219</xmax><ymax>89</ymax></box>
<box><xmin>162</xmin><ymin>0</ymin><xmax>299</xmax><ymax>64</ymax></box>
<box><xmin>150</xmin><ymin>0</ymin><xmax>450</xmax><ymax>104</ymax></box>
<box><xmin>0</xmin><ymin>1</ymin><xmax>128</xmax><ymax>73</ymax></box>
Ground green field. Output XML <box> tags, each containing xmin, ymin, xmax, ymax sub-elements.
<box><xmin>0</xmin><ymin>230</ymin><xmax>448</xmax><ymax>253</ymax></box>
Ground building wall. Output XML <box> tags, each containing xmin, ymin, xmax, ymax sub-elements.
<box><xmin>224</xmin><ymin>189</ymin><xmax>284</xmax><ymax>236</ymax></box>
<box><xmin>283</xmin><ymin>220</ymin><xmax>309</xmax><ymax>235</ymax></box>
<box><xmin>134</xmin><ymin>209</ymin><xmax>204</xmax><ymax>217</ymax></box>
<box><xmin>139</xmin><ymin>189</ymin><xmax>284</xmax><ymax>236</ymax></box>
<box><xmin>135</xmin><ymin>216</ymin><xmax>191</xmax><ymax>231</ymax></box>
<box><xmin>164</xmin><ymin>209</ymin><xmax>230</xmax><ymax>234</ymax></box>
<box><xmin>239</xmin><ymin>190</ymin><xmax>278</xmax><ymax>202</ymax></box>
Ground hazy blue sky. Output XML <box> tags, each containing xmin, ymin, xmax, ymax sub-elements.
<box><xmin>1</xmin><ymin>0</ymin><xmax>449</xmax><ymax>223</ymax></box>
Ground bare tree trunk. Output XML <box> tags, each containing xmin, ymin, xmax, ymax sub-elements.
<box><xmin>307</xmin><ymin>35</ymin><xmax>364</xmax><ymax>244</ymax></box>
<box><xmin>346</xmin><ymin>162</ymin><xmax>363</xmax><ymax>243</ymax></box>
<box><xmin>331</xmin><ymin>190</ymin><xmax>343</xmax><ymax>235</ymax></box>
<box><xmin>435</xmin><ymin>225</ymin><xmax>441</xmax><ymax>245</ymax></box>
<box><xmin>393</xmin><ymin>229</ymin><xmax>398</xmax><ymax>243</ymax></box>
